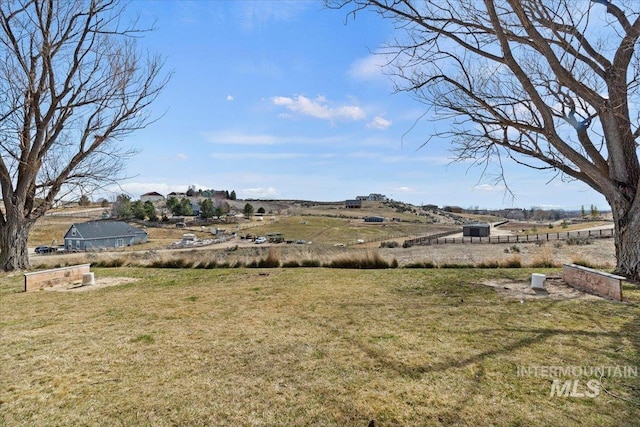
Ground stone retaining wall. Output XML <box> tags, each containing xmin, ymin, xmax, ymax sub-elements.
<box><xmin>562</xmin><ymin>263</ymin><xmax>624</xmax><ymax>301</ymax></box>
<box><xmin>24</xmin><ymin>264</ymin><xmax>91</xmax><ymax>292</ymax></box>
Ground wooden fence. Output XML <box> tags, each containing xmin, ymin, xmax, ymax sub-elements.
<box><xmin>404</xmin><ymin>228</ymin><xmax>614</xmax><ymax>247</ymax></box>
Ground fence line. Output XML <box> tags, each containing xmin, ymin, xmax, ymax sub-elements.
<box><xmin>403</xmin><ymin>228</ymin><xmax>614</xmax><ymax>247</ymax></box>
<box><xmin>402</xmin><ymin>230</ymin><xmax>463</xmax><ymax>247</ymax></box>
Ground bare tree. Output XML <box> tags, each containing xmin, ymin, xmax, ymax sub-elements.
<box><xmin>0</xmin><ymin>0</ymin><xmax>168</xmax><ymax>271</ymax></box>
<box><xmin>328</xmin><ymin>0</ymin><xmax>640</xmax><ymax>280</ymax></box>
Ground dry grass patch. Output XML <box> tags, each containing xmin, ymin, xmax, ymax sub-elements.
<box><xmin>1</xmin><ymin>268</ymin><xmax>639</xmax><ymax>426</ymax></box>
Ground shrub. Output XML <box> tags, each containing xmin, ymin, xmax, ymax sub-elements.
<box><xmin>571</xmin><ymin>258</ymin><xmax>598</xmax><ymax>269</ymax></box>
<box><xmin>501</xmin><ymin>255</ymin><xmax>522</xmax><ymax>268</ymax></box>
<box><xmin>149</xmin><ymin>258</ymin><xmax>193</xmax><ymax>268</ymax></box>
<box><xmin>476</xmin><ymin>260</ymin><xmax>501</xmax><ymax>268</ymax></box>
<box><xmin>92</xmin><ymin>258</ymin><xmax>126</xmax><ymax>268</ymax></box>
<box><xmin>566</xmin><ymin>236</ymin><xmax>593</xmax><ymax>246</ymax></box>
<box><xmin>404</xmin><ymin>261</ymin><xmax>436</xmax><ymax>268</ymax></box>
<box><xmin>529</xmin><ymin>258</ymin><xmax>559</xmax><ymax>268</ymax></box>
<box><xmin>301</xmin><ymin>259</ymin><xmax>321</xmax><ymax>267</ymax></box>
<box><xmin>328</xmin><ymin>252</ymin><xmax>390</xmax><ymax>269</ymax></box>
<box><xmin>195</xmin><ymin>260</ymin><xmax>217</xmax><ymax>269</ymax></box>
<box><xmin>380</xmin><ymin>241</ymin><xmax>400</xmax><ymax>248</ymax></box>
<box><xmin>440</xmin><ymin>262</ymin><xmax>474</xmax><ymax>268</ymax></box>
<box><xmin>282</xmin><ymin>260</ymin><xmax>301</xmax><ymax>268</ymax></box>
<box><xmin>248</xmin><ymin>248</ymin><xmax>281</xmax><ymax>268</ymax></box>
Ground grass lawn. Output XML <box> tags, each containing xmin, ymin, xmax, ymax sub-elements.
<box><xmin>1</xmin><ymin>268</ymin><xmax>639</xmax><ymax>426</ymax></box>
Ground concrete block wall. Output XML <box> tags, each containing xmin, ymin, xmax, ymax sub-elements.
<box><xmin>562</xmin><ymin>264</ymin><xmax>624</xmax><ymax>301</ymax></box>
<box><xmin>24</xmin><ymin>264</ymin><xmax>91</xmax><ymax>292</ymax></box>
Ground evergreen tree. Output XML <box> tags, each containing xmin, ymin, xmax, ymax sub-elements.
<box><xmin>243</xmin><ymin>203</ymin><xmax>254</xmax><ymax>219</ymax></box>
<box><xmin>144</xmin><ymin>201</ymin><xmax>158</xmax><ymax>221</ymax></box>
<box><xmin>200</xmin><ymin>199</ymin><xmax>215</xmax><ymax>219</ymax></box>
<box><xmin>181</xmin><ymin>198</ymin><xmax>193</xmax><ymax>216</ymax></box>
<box><xmin>166</xmin><ymin>197</ymin><xmax>181</xmax><ymax>216</ymax></box>
<box><xmin>131</xmin><ymin>200</ymin><xmax>146</xmax><ymax>220</ymax></box>
<box><xmin>78</xmin><ymin>195</ymin><xmax>91</xmax><ymax>206</ymax></box>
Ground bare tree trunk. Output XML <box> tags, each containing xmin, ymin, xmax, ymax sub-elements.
<box><xmin>610</xmin><ymin>198</ymin><xmax>640</xmax><ymax>281</ymax></box>
<box><xmin>0</xmin><ymin>205</ymin><xmax>33</xmax><ymax>271</ymax></box>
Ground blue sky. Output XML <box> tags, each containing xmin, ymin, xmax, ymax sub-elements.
<box><xmin>113</xmin><ymin>0</ymin><xmax>608</xmax><ymax>211</ymax></box>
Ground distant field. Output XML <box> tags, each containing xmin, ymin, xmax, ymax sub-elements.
<box><xmin>28</xmin><ymin>208</ymin><xmax>458</xmax><ymax>251</ymax></box>
<box><xmin>1</xmin><ymin>268</ymin><xmax>638</xmax><ymax>426</ymax></box>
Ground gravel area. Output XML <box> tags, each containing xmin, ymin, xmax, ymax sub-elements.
<box><xmin>380</xmin><ymin>237</ymin><xmax>616</xmax><ymax>268</ymax></box>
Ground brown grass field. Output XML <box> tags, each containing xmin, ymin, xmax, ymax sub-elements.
<box><xmin>2</xmin><ymin>207</ymin><xmax>639</xmax><ymax>425</ymax></box>
<box><xmin>1</xmin><ymin>267</ymin><xmax>639</xmax><ymax>426</ymax></box>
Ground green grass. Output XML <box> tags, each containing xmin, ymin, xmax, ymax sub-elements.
<box><xmin>1</xmin><ymin>268</ymin><xmax>639</xmax><ymax>426</ymax></box>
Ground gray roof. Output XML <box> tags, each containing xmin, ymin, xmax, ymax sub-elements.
<box><xmin>65</xmin><ymin>221</ymin><xmax>147</xmax><ymax>240</ymax></box>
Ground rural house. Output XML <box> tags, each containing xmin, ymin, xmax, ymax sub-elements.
<box><xmin>345</xmin><ymin>199</ymin><xmax>362</xmax><ymax>209</ymax></box>
<box><xmin>140</xmin><ymin>191</ymin><xmax>165</xmax><ymax>203</ymax></box>
<box><xmin>64</xmin><ymin>221</ymin><xmax>148</xmax><ymax>251</ymax></box>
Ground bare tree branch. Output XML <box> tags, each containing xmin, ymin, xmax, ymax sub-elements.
<box><xmin>327</xmin><ymin>0</ymin><xmax>640</xmax><ymax>279</ymax></box>
<box><xmin>0</xmin><ymin>0</ymin><xmax>169</xmax><ymax>270</ymax></box>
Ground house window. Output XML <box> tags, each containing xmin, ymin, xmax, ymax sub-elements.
<box><xmin>71</xmin><ymin>228</ymin><xmax>77</xmax><ymax>237</ymax></box>
<box><xmin>116</xmin><ymin>239</ymin><xmax>124</xmax><ymax>247</ymax></box>
<box><xmin>75</xmin><ymin>240</ymin><xmax>80</xmax><ymax>250</ymax></box>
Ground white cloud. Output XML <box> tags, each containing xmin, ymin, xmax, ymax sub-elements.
<box><xmin>203</xmin><ymin>130</ymin><xmax>347</xmax><ymax>146</ymax></box>
<box><xmin>226</xmin><ymin>95</ymin><xmax>234</xmax><ymax>101</ymax></box>
<box><xmin>348</xmin><ymin>151</ymin><xmax>380</xmax><ymax>159</ymax></box>
<box><xmin>204</xmin><ymin>131</ymin><xmax>278</xmax><ymax>145</ymax></box>
<box><xmin>271</xmin><ymin>95</ymin><xmax>366</xmax><ymax>122</ymax></box>
<box><xmin>210</xmin><ymin>152</ymin><xmax>305</xmax><ymax>160</ymax></box>
<box><xmin>395</xmin><ymin>186</ymin><xmax>415</xmax><ymax>192</ymax></box>
<box><xmin>367</xmin><ymin>115</ymin><xmax>392</xmax><ymax>130</ymax></box>
<box><xmin>473</xmin><ymin>184</ymin><xmax>505</xmax><ymax>192</ymax></box>
<box><xmin>236</xmin><ymin>1</ymin><xmax>308</xmax><ymax>31</ymax></box>
<box><xmin>349</xmin><ymin>54</ymin><xmax>388</xmax><ymax>81</ymax></box>
<box><xmin>241</xmin><ymin>187</ymin><xmax>281</xmax><ymax>198</ymax></box>
<box><xmin>175</xmin><ymin>153</ymin><xmax>188</xmax><ymax>160</ymax></box>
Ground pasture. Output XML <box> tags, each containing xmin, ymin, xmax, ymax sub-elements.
<box><xmin>1</xmin><ymin>267</ymin><xmax>639</xmax><ymax>426</ymax></box>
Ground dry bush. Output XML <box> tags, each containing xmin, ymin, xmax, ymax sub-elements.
<box><xmin>501</xmin><ymin>255</ymin><xmax>522</xmax><ymax>268</ymax></box>
<box><xmin>570</xmin><ymin>257</ymin><xmax>598</xmax><ymax>269</ymax></box>
<box><xmin>328</xmin><ymin>251</ymin><xmax>393</xmax><ymax>269</ymax></box>
<box><xmin>476</xmin><ymin>260</ymin><xmax>501</xmax><ymax>268</ymax></box>
<box><xmin>529</xmin><ymin>247</ymin><xmax>560</xmax><ymax>268</ymax></box>
<box><xmin>404</xmin><ymin>260</ymin><xmax>437</xmax><ymax>268</ymax></box>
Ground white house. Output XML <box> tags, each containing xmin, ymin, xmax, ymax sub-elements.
<box><xmin>140</xmin><ymin>192</ymin><xmax>165</xmax><ymax>203</ymax></box>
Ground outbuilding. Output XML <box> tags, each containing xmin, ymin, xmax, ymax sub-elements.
<box><xmin>463</xmin><ymin>223</ymin><xmax>491</xmax><ymax>237</ymax></box>
<box><xmin>363</xmin><ymin>216</ymin><xmax>385</xmax><ymax>223</ymax></box>
<box><xmin>64</xmin><ymin>221</ymin><xmax>148</xmax><ymax>251</ymax></box>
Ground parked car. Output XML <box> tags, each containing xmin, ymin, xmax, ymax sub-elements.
<box><xmin>35</xmin><ymin>245</ymin><xmax>53</xmax><ymax>254</ymax></box>
<box><xmin>254</xmin><ymin>237</ymin><xmax>267</xmax><ymax>244</ymax></box>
